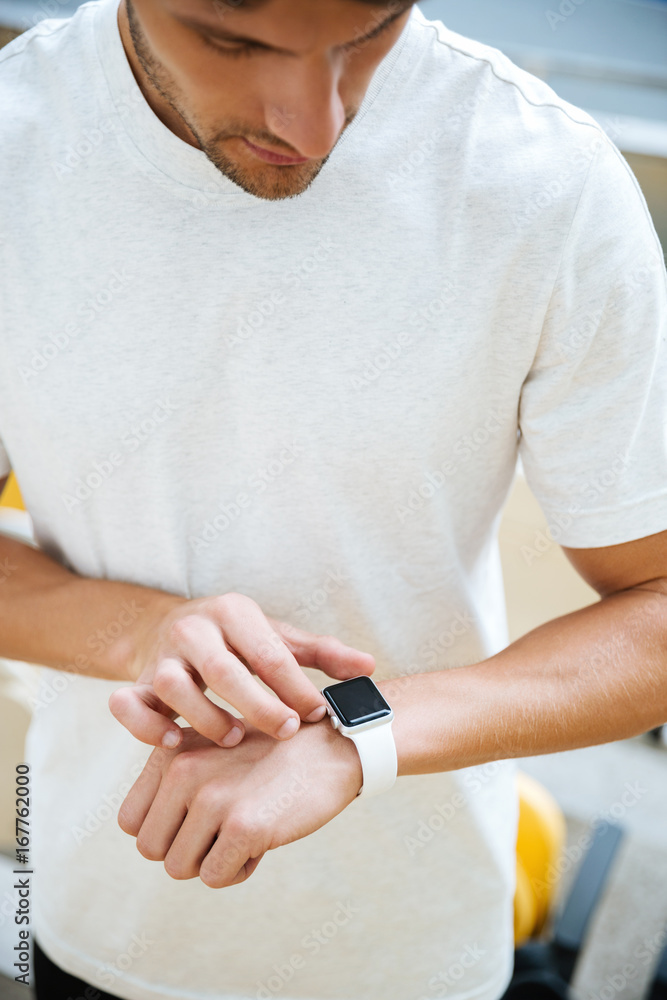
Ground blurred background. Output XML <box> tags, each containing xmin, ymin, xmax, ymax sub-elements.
<box><xmin>0</xmin><ymin>1</ymin><xmax>666</xmax><ymax>998</ymax></box>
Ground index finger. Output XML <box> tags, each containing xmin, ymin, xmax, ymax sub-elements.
<box><xmin>172</xmin><ymin>615</ymin><xmax>304</xmax><ymax>739</ymax></box>
<box><xmin>215</xmin><ymin>595</ymin><xmax>328</xmax><ymax>724</ymax></box>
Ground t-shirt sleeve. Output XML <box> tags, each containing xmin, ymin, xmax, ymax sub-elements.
<box><xmin>517</xmin><ymin>132</ymin><xmax>667</xmax><ymax>548</ymax></box>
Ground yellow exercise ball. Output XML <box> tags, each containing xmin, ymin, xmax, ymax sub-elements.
<box><xmin>0</xmin><ymin>472</ymin><xmax>24</xmax><ymax>510</ymax></box>
<box><xmin>514</xmin><ymin>771</ymin><xmax>567</xmax><ymax>942</ymax></box>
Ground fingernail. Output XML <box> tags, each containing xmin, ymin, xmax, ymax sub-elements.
<box><xmin>162</xmin><ymin>730</ymin><xmax>181</xmax><ymax>748</ymax></box>
<box><xmin>305</xmin><ymin>705</ymin><xmax>326</xmax><ymax>723</ymax></box>
<box><xmin>277</xmin><ymin>717</ymin><xmax>299</xmax><ymax>740</ymax></box>
<box><xmin>221</xmin><ymin>726</ymin><xmax>243</xmax><ymax>748</ymax></box>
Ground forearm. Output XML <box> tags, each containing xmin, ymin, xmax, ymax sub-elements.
<box><xmin>381</xmin><ymin>581</ymin><xmax>667</xmax><ymax>776</ymax></box>
<box><xmin>0</xmin><ymin>531</ymin><xmax>184</xmax><ymax>681</ymax></box>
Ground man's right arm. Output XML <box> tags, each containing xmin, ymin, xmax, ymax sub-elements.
<box><xmin>0</xmin><ymin>476</ymin><xmax>375</xmax><ymax>748</ymax></box>
<box><xmin>0</xmin><ymin>518</ymin><xmax>184</xmax><ymax>682</ymax></box>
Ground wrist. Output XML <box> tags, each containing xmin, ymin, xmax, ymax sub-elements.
<box><xmin>375</xmin><ymin>672</ymin><xmax>465</xmax><ymax>778</ymax></box>
<box><xmin>113</xmin><ymin>589</ymin><xmax>187</xmax><ymax>682</ymax></box>
<box><xmin>310</xmin><ymin>715</ymin><xmax>364</xmax><ymax>799</ymax></box>
<box><xmin>375</xmin><ymin>664</ymin><xmax>516</xmax><ymax>777</ymax></box>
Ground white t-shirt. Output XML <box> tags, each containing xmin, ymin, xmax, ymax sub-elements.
<box><xmin>1</xmin><ymin>0</ymin><xmax>666</xmax><ymax>997</ymax></box>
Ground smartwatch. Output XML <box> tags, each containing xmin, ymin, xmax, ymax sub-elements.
<box><xmin>321</xmin><ymin>675</ymin><xmax>397</xmax><ymax>798</ymax></box>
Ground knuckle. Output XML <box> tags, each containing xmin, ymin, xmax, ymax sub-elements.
<box><xmin>193</xmin><ymin>784</ymin><xmax>226</xmax><ymax>814</ymax></box>
<box><xmin>224</xmin><ymin>809</ymin><xmax>256</xmax><ymax>845</ymax></box>
<box><xmin>199</xmin><ymin>866</ymin><xmax>227</xmax><ymax>889</ymax></box>
<box><xmin>253</xmin><ymin>639</ymin><xmax>288</xmax><ymax>676</ymax></box>
<box><xmin>117</xmin><ymin>804</ymin><xmax>137</xmax><ymax>835</ymax></box>
<box><xmin>224</xmin><ymin>812</ymin><xmax>247</xmax><ymax>842</ymax></box>
<box><xmin>167</xmin><ymin>749</ymin><xmax>199</xmax><ymax>782</ymax></box>
<box><xmin>197</xmin><ymin>651</ymin><xmax>235</xmax><ymax>683</ymax></box>
<box><xmin>168</xmin><ymin>615</ymin><xmax>200</xmax><ymax>647</ymax></box>
<box><xmin>249</xmin><ymin>699</ymin><xmax>282</xmax><ymax>732</ymax></box>
<box><xmin>208</xmin><ymin>592</ymin><xmax>252</xmax><ymax>620</ymax></box>
<box><xmin>207</xmin><ymin>594</ymin><xmax>233</xmax><ymax>618</ymax></box>
<box><xmin>163</xmin><ymin>855</ymin><xmax>192</xmax><ymax>880</ymax></box>
<box><xmin>107</xmin><ymin>689</ymin><xmax>127</xmax><ymax>716</ymax></box>
<box><xmin>152</xmin><ymin>663</ymin><xmax>184</xmax><ymax>699</ymax></box>
<box><xmin>136</xmin><ymin>835</ymin><xmax>163</xmax><ymax>862</ymax></box>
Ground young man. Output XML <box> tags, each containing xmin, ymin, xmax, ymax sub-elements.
<box><xmin>0</xmin><ymin>0</ymin><xmax>665</xmax><ymax>998</ymax></box>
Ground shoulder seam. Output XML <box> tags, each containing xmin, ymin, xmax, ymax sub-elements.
<box><xmin>414</xmin><ymin>17</ymin><xmax>605</xmax><ymax>137</ymax></box>
<box><xmin>0</xmin><ymin>11</ymin><xmax>84</xmax><ymax>70</ymax></box>
<box><xmin>414</xmin><ymin>18</ymin><xmax>666</xmax><ymax>277</ymax></box>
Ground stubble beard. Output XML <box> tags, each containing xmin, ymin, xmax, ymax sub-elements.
<box><xmin>124</xmin><ymin>0</ymin><xmax>356</xmax><ymax>201</ymax></box>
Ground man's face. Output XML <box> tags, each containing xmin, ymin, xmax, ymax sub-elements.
<box><xmin>118</xmin><ymin>0</ymin><xmax>414</xmax><ymax>201</ymax></box>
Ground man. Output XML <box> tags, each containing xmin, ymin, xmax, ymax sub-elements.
<box><xmin>0</xmin><ymin>0</ymin><xmax>665</xmax><ymax>997</ymax></box>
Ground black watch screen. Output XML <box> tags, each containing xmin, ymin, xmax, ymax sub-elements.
<box><xmin>322</xmin><ymin>676</ymin><xmax>392</xmax><ymax>727</ymax></box>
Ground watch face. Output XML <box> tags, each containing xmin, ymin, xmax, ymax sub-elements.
<box><xmin>322</xmin><ymin>676</ymin><xmax>392</xmax><ymax>728</ymax></box>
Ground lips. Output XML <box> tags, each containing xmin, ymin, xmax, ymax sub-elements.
<box><xmin>240</xmin><ymin>137</ymin><xmax>309</xmax><ymax>165</ymax></box>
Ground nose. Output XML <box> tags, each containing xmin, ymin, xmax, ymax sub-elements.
<box><xmin>263</xmin><ymin>57</ymin><xmax>348</xmax><ymax>160</ymax></box>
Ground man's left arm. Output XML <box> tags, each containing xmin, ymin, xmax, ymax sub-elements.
<box><xmin>393</xmin><ymin>135</ymin><xmax>667</xmax><ymax>776</ymax></box>
<box><xmin>386</xmin><ymin>528</ymin><xmax>667</xmax><ymax>775</ymax></box>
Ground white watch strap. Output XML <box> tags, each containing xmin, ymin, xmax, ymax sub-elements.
<box><xmin>348</xmin><ymin>722</ymin><xmax>397</xmax><ymax>798</ymax></box>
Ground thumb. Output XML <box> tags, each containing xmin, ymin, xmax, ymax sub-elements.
<box><xmin>108</xmin><ymin>683</ymin><xmax>184</xmax><ymax>749</ymax></box>
<box><xmin>272</xmin><ymin>620</ymin><xmax>376</xmax><ymax>680</ymax></box>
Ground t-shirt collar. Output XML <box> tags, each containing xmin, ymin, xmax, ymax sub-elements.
<box><xmin>92</xmin><ymin>0</ymin><xmax>418</xmax><ymax>205</ymax></box>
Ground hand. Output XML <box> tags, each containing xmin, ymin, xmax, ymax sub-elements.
<box><xmin>117</xmin><ymin>720</ymin><xmax>363</xmax><ymax>888</ymax></box>
<box><xmin>109</xmin><ymin>592</ymin><xmax>375</xmax><ymax>750</ymax></box>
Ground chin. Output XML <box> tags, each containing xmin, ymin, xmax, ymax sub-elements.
<box><xmin>236</xmin><ymin>160</ymin><xmax>324</xmax><ymax>201</ymax></box>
